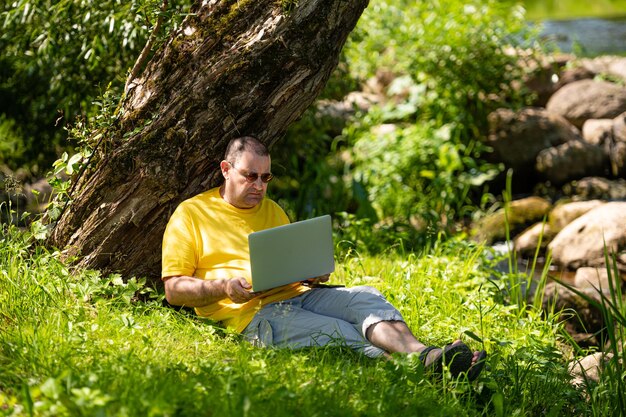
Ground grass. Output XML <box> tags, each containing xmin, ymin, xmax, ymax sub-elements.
<box><xmin>0</xmin><ymin>220</ymin><xmax>619</xmax><ymax>416</ymax></box>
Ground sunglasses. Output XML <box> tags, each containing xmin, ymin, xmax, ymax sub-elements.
<box><xmin>228</xmin><ymin>162</ymin><xmax>274</xmax><ymax>183</ymax></box>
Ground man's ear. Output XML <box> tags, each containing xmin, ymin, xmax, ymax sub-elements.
<box><xmin>220</xmin><ymin>160</ymin><xmax>230</xmax><ymax>179</ymax></box>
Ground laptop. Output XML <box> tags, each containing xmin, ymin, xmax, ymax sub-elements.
<box><xmin>248</xmin><ymin>215</ymin><xmax>335</xmax><ymax>292</ymax></box>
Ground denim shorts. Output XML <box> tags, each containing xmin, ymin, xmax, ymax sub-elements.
<box><xmin>242</xmin><ymin>285</ymin><xmax>404</xmax><ymax>358</ymax></box>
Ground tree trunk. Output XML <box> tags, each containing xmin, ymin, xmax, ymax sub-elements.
<box><xmin>49</xmin><ymin>0</ymin><xmax>369</xmax><ymax>282</ymax></box>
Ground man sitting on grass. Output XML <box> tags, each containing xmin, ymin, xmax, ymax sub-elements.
<box><xmin>161</xmin><ymin>135</ymin><xmax>486</xmax><ymax>379</ymax></box>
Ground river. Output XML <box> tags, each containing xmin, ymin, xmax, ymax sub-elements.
<box><xmin>522</xmin><ymin>0</ymin><xmax>626</xmax><ymax>56</ymax></box>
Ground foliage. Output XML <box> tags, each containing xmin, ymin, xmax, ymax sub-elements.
<box><xmin>272</xmin><ymin>0</ymin><xmax>538</xmax><ymax>247</ymax></box>
<box><xmin>1</xmin><ymin>224</ymin><xmax>604</xmax><ymax>416</ymax></box>
<box><xmin>0</xmin><ymin>0</ymin><xmax>192</xmax><ymax>175</ymax></box>
<box><xmin>347</xmin><ymin>117</ymin><xmax>499</xmax><ymax>237</ymax></box>
<box><xmin>344</xmin><ymin>0</ymin><xmax>533</xmax><ymax>129</ymax></box>
<box><xmin>1</xmin><ymin>0</ymin><xmax>540</xmax><ymax>246</ymax></box>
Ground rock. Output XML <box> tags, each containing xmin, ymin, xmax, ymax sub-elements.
<box><xmin>363</xmin><ymin>69</ymin><xmax>396</xmax><ymax>97</ymax></box>
<box><xmin>574</xmin><ymin>267</ymin><xmax>624</xmax><ymax>290</ymax></box>
<box><xmin>554</xmin><ymin>66</ymin><xmax>596</xmax><ymax>91</ymax></box>
<box><xmin>546</xmin><ymin>79</ymin><xmax>626</xmax><ymax>128</ymax></box>
<box><xmin>569</xmin><ymin>352</ymin><xmax>613</xmax><ymax>386</ymax></box>
<box><xmin>24</xmin><ymin>178</ymin><xmax>53</xmax><ymax>213</ymax></box>
<box><xmin>607</xmin><ymin>112</ymin><xmax>626</xmax><ymax>176</ymax></box>
<box><xmin>314</xmin><ymin>92</ymin><xmax>381</xmax><ymax>137</ymax></box>
<box><xmin>570</xmin><ymin>177</ymin><xmax>626</xmax><ymax>200</ymax></box>
<box><xmin>485</xmin><ymin>107</ymin><xmax>582</xmax><ymax>172</ymax></box>
<box><xmin>514</xmin><ymin>222</ymin><xmax>553</xmax><ymax>256</ymax></box>
<box><xmin>580</xmin><ymin>55</ymin><xmax>626</xmax><ymax>83</ymax></box>
<box><xmin>471</xmin><ymin>196</ymin><xmax>552</xmax><ymax>244</ymax></box>
<box><xmin>548</xmin><ymin>202</ymin><xmax>626</xmax><ymax>271</ymax></box>
<box><xmin>614</xmin><ymin>111</ymin><xmax>626</xmax><ymax>143</ymax></box>
<box><xmin>542</xmin><ymin>282</ymin><xmax>605</xmax><ymax>347</ymax></box>
<box><xmin>610</xmin><ymin>141</ymin><xmax>626</xmax><ymax>177</ymax></box>
<box><xmin>518</xmin><ymin>53</ymin><xmax>579</xmax><ymax>106</ymax></box>
<box><xmin>548</xmin><ymin>200</ymin><xmax>605</xmax><ymax>233</ymax></box>
<box><xmin>581</xmin><ymin>118</ymin><xmax>613</xmax><ymax>145</ymax></box>
<box><xmin>535</xmin><ymin>140</ymin><xmax>607</xmax><ymax>185</ymax></box>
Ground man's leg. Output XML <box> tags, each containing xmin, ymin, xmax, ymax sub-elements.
<box><xmin>242</xmin><ymin>295</ymin><xmax>387</xmax><ymax>357</ymax></box>
<box><xmin>244</xmin><ymin>286</ymin><xmax>485</xmax><ymax>377</ymax></box>
<box><xmin>366</xmin><ymin>320</ymin><xmax>485</xmax><ymax>376</ymax></box>
<box><xmin>301</xmin><ymin>286</ymin><xmax>485</xmax><ymax>373</ymax></box>
<box><xmin>365</xmin><ymin>320</ymin><xmax>426</xmax><ymax>354</ymax></box>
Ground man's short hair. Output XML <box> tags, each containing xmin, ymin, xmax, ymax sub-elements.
<box><xmin>224</xmin><ymin>136</ymin><xmax>269</xmax><ymax>163</ymax></box>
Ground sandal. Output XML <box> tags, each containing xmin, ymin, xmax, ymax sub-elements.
<box><xmin>466</xmin><ymin>350</ymin><xmax>487</xmax><ymax>381</ymax></box>
<box><xmin>419</xmin><ymin>341</ymin><xmax>474</xmax><ymax>378</ymax></box>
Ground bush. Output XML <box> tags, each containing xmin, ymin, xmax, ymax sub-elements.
<box><xmin>0</xmin><ymin>0</ymin><xmax>192</xmax><ymax>174</ymax></box>
<box><xmin>272</xmin><ymin>0</ymin><xmax>537</xmax><ymax>249</ymax></box>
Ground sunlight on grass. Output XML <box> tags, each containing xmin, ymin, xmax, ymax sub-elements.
<box><xmin>0</xmin><ymin>221</ymin><xmax>618</xmax><ymax>416</ymax></box>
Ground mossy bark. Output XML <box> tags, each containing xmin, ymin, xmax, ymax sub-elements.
<box><xmin>49</xmin><ymin>0</ymin><xmax>369</xmax><ymax>281</ymax></box>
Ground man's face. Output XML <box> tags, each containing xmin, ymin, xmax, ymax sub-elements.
<box><xmin>221</xmin><ymin>151</ymin><xmax>271</xmax><ymax>209</ymax></box>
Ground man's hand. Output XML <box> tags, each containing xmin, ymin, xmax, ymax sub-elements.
<box><xmin>303</xmin><ymin>273</ymin><xmax>331</xmax><ymax>286</ymax></box>
<box><xmin>224</xmin><ymin>277</ymin><xmax>258</xmax><ymax>303</ymax></box>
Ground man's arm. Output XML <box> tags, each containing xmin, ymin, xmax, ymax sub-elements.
<box><xmin>163</xmin><ymin>275</ymin><xmax>258</xmax><ymax>306</ymax></box>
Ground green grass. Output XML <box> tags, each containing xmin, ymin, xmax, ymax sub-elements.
<box><xmin>0</xmin><ymin>222</ymin><xmax>616</xmax><ymax>416</ymax></box>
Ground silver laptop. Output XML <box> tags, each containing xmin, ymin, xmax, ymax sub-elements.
<box><xmin>248</xmin><ymin>215</ymin><xmax>335</xmax><ymax>292</ymax></box>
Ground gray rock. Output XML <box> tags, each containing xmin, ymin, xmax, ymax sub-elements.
<box><xmin>554</xmin><ymin>66</ymin><xmax>596</xmax><ymax>91</ymax></box>
<box><xmin>546</xmin><ymin>79</ymin><xmax>626</xmax><ymax>128</ymax></box>
<box><xmin>574</xmin><ymin>266</ymin><xmax>625</xmax><ymax>291</ymax></box>
<box><xmin>580</xmin><ymin>56</ymin><xmax>626</xmax><ymax>83</ymax></box>
<box><xmin>581</xmin><ymin>119</ymin><xmax>613</xmax><ymax>145</ymax></box>
<box><xmin>536</xmin><ymin>140</ymin><xmax>607</xmax><ymax>185</ymax></box>
<box><xmin>486</xmin><ymin>107</ymin><xmax>582</xmax><ymax>171</ymax></box>
<box><xmin>610</xmin><ymin>141</ymin><xmax>626</xmax><ymax>177</ymax></box>
<box><xmin>614</xmin><ymin>111</ymin><xmax>626</xmax><ymax>143</ymax></box>
<box><xmin>471</xmin><ymin>196</ymin><xmax>552</xmax><ymax>244</ymax></box>
<box><xmin>548</xmin><ymin>202</ymin><xmax>626</xmax><ymax>270</ymax></box>
<box><xmin>571</xmin><ymin>177</ymin><xmax>626</xmax><ymax>200</ymax></box>
<box><xmin>514</xmin><ymin>222</ymin><xmax>553</xmax><ymax>256</ymax></box>
<box><xmin>569</xmin><ymin>352</ymin><xmax>613</xmax><ymax>386</ymax></box>
<box><xmin>542</xmin><ymin>282</ymin><xmax>605</xmax><ymax>347</ymax></box>
<box><xmin>549</xmin><ymin>200</ymin><xmax>605</xmax><ymax>233</ymax></box>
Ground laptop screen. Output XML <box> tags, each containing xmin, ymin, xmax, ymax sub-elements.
<box><xmin>248</xmin><ymin>215</ymin><xmax>335</xmax><ymax>292</ymax></box>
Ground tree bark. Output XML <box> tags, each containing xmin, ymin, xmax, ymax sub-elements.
<box><xmin>49</xmin><ymin>0</ymin><xmax>369</xmax><ymax>282</ymax></box>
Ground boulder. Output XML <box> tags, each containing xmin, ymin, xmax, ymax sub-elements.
<box><xmin>554</xmin><ymin>66</ymin><xmax>596</xmax><ymax>91</ymax></box>
<box><xmin>614</xmin><ymin>111</ymin><xmax>626</xmax><ymax>143</ymax></box>
<box><xmin>315</xmin><ymin>92</ymin><xmax>381</xmax><ymax>137</ymax></box>
<box><xmin>610</xmin><ymin>141</ymin><xmax>626</xmax><ymax>177</ymax></box>
<box><xmin>519</xmin><ymin>53</ymin><xmax>578</xmax><ymax>107</ymax></box>
<box><xmin>546</xmin><ymin>79</ymin><xmax>626</xmax><ymax>128</ymax></box>
<box><xmin>569</xmin><ymin>352</ymin><xmax>613</xmax><ymax>386</ymax></box>
<box><xmin>471</xmin><ymin>196</ymin><xmax>552</xmax><ymax>244</ymax></box>
<box><xmin>24</xmin><ymin>178</ymin><xmax>53</xmax><ymax>213</ymax></box>
<box><xmin>485</xmin><ymin>107</ymin><xmax>582</xmax><ymax>172</ymax></box>
<box><xmin>581</xmin><ymin>119</ymin><xmax>613</xmax><ymax>145</ymax></box>
<box><xmin>607</xmin><ymin>112</ymin><xmax>626</xmax><ymax>176</ymax></box>
<box><xmin>548</xmin><ymin>200</ymin><xmax>605</xmax><ymax>233</ymax></box>
<box><xmin>542</xmin><ymin>282</ymin><xmax>605</xmax><ymax>347</ymax></box>
<box><xmin>580</xmin><ymin>55</ymin><xmax>626</xmax><ymax>83</ymax></box>
<box><xmin>571</xmin><ymin>177</ymin><xmax>626</xmax><ymax>200</ymax></box>
<box><xmin>535</xmin><ymin>140</ymin><xmax>607</xmax><ymax>185</ymax></box>
<box><xmin>574</xmin><ymin>267</ymin><xmax>624</xmax><ymax>290</ymax></box>
<box><xmin>513</xmin><ymin>221</ymin><xmax>553</xmax><ymax>256</ymax></box>
<box><xmin>548</xmin><ymin>202</ymin><xmax>626</xmax><ymax>270</ymax></box>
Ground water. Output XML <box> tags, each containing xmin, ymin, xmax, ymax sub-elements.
<box><xmin>522</xmin><ymin>0</ymin><xmax>626</xmax><ymax>56</ymax></box>
<box><xmin>536</xmin><ymin>16</ymin><xmax>626</xmax><ymax>56</ymax></box>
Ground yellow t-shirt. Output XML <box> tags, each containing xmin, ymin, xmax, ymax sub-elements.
<box><xmin>161</xmin><ymin>186</ymin><xmax>310</xmax><ymax>332</ymax></box>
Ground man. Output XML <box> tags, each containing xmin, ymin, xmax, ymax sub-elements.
<box><xmin>162</xmin><ymin>136</ymin><xmax>486</xmax><ymax>379</ymax></box>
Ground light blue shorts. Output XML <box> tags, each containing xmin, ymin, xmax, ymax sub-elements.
<box><xmin>242</xmin><ymin>285</ymin><xmax>404</xmax><ymax>358</ymax></box>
